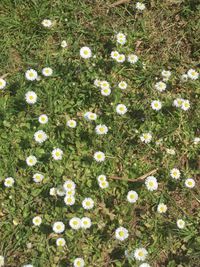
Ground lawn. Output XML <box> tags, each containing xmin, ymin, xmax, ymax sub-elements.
<box><xmin>0</xmin><ymin>0</ymin><xmax>200</xmax><ymax>266</ymax></box>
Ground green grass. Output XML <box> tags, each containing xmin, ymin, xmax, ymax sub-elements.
<box><xmin>0</xmin><ymin>0</ymin><xmax>200</xmax><ymax>266</ymax></box>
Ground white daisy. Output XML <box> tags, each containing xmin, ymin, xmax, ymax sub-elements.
<box><xmin>155</xmin><ymin>81</ymin><xmax>166</xmax><ymax>92</ymax></box>
<box><xmin>82</xmin><ymin>198</ymin><xmax>94</xmax><ymax>210</ymax></box>
<box><xmin>81</xmin><ymin>217</ymin><xmax>92</xmax><ymax>229</ymax></box>
<box><xmin>26</xmin><ymin>155</ymin><xmax>37</xmax><ymax>166</ymax></box>
<box><xmin>185</xmin><ymin>178</ymin><xmax>195</xmax><ymax>188</ymax></box>
<box><xmin>116</xmin><ymin>104</ymin><xmax>127</xmax><ymax>115</ymax></box>
<box><xmin>139</xmin><ymin>263</ymin><xmax>151</xmax><ymax>267</ymax></box>
<box><xmin>116</xmin><ymin>54</ymin><xmax>126</xmax><ymax>63</ymax></box>
<box><xmin>38</xmin><ymin>114</ymin><xmax>48</xmax><ymax>124</ymax></box>
<box><xmin>118</xmin><ymin>81</ymin><xmax>127</xmax><ymax>90</ymax></box>
<box><xmin>56</xmin><ymin>238</ymin><xmax>66</xmax><ymax>247</ymax></box>
<box><xmin>25</xmin><ymin>69</ymin><xmax>38</xmax><ymax>81</ymax></box>
<box><xmin>0</xmin><ymin>78</ymin><xmax>6</xmax><ymax>90</ymax></box>
<box><xmin>69</xmin><ymin>217</ymin><xmax>81</xmax><ymax>230</ymax></box>
<box><xmin>67</xmin><ymin>119</ymin><xmax>77</xmax><ymax>128</ymax></box>
<box><xmin>84</xmin><ymin>112</ymin><xmax>97</xmax><ymax>121</ymax></box>
<box><xmin>34</xmin><ymin>130</ymin><xmax>48</xmax><ymax>143</ymax></box>
<box><xmin>99</xmin><ymin>180</ymin><xmax>109</xmax><ymax>189</ymax></box>
<box><xmin>32</xmin><ymin>216</ymin><xmax>42</xmax><ymax>226</ymax></box>
<box><xmin>95</xmin><ymin>125</ymin><xmax>108</xmax><ymax>135</ymax></box>
<box><xmin>116</xmin><ymin>32</ymin><xmax>126</xmax><ymax>45</ymax></box>
<box><xmin>25</xmin><ymin>91</ymin><xmax>37</xmax><ymax>104</ymax></box>
<box><xmin>127</xmin><ymin>190</ymin><xmax>138</xmax><ymax>203</ymax></box>
<box><xmin>4</xmin><ymin>177</ymin><xmax>15</xmax><ymax>187</ymax></box>
<box><xmin>52</xmin><ymin>221</ymin><xmax>65</xmax><ymax>233</ymax></box>
<box><xmin>94</xmin><ymin>151</ymin><xmax>105</xmax><ymax>162</ymax></box>
<box><xmin>0</xmin><ymin>256</ymin><xmax>4</xmax><ymax>267</ymax></box>
<box><xmin>136</xmin><ymin>2</ymin><xmax>146</xmax><ymax>11</ymax></box>
<box><xmin>97</xmin><ymin>174</ymin><xmax>107</xmax><ymax>183</ymax></box>
<box><xmin>63</xmin><ymin>180</ymin><xmax>76</xmax><ymax>191</ymax></box>
<box><xmin>65</xmin><ymin>189</ymin><xmax>75</xmax><ymax>197</ymax></box>
<box><xmin>111</xmin><ymin>51</ymin><xmax>119</xmax><ymax>60</ymax></box>
<box><xmin>181</xmin><ymin>74</ymin><xmax>188</xmax><ymax>82</ymax></box>
<box><xmin>140</xmin><ymin>133</ymin><xmax>152</xmax><ymax>143</ymax></box>
<box><xmin>181</xmin><ymin>100</ymin><xmax>190</xmax><ymax>111</ymax></box>
<box><xmin>64</xmin><ymin>196</ymin><xmax>75</xmax><ymax>206</ymax></box>
<box><xmin>74</xmin><ymin>258</ymin><xmax>85</xmax><ymax>267</ymax></box>
<box><xmin>170</xmin><ymin>168</ymin><xmax>180</xmax><ymax>179</ymax></box>
<box><xmin>49</xmin><ymin>187</ymin><xmax>57</xmax><ymax>196</ymax></box>
<box><xmin>115</xmin><ymin>227</ymin><xmax>129</xmax><ymax>241</ymax></box>
<box><xmin>157</xmin><ymin>203</ymin><xmax>167</xmax><ymax>213</ymax></box>
<box><xmin>41</xmin><ymin>19</ymin><xmax>52</xmax><ymax>28</ymax></box>
<box><xmin>52</xmin><ymin>148</ymin><xmax>63</xmax><ymax>160</ymax></box>
<box><xmin>187</xmin><ymin>69</ymin><xmax>199</xmax><ymax>80</ymax></box>
<box><xmin>33</xmin><ymin>173</ymin><xmax>44</xmax><ymax>183</ymax></box>
<box><xmin>173</xmin><ymin>98</ymin><xmax>184</xmax><ymax>108</ymax></box>
<box><xmin>23</xmin><ymin>265</ymin><xmax>33</xmax><ymax>267</ymax></box>
<box><xmin>134</xmin><ymin>248</ymin><xmax>148</xmax><ymax>261</ymax></box>
<box><xmin>194</xmin><ymin>137</ymin><xmax>200</xmax><ymax>145</ymax></box>
<box><xmin>145</xmin><ymin>176</ymin><xmax>158</xmax><ymax>191</ymax></box>
<box><xmin>161</xmin><ymin>70</ymin><xmax>171</xmax><ymax>79</ymax></box>
<box><xmin>61</xmin><ymin>40</ymin><xmax>68</xmax><ymax>48</ymax></box>
<box><xmin>127</xmin><ymin>54</ymin><xmax>138</xmax><ymax>64</ymax></box>
<box><xmin>177</xmin><ymin>219</ymin><xmax>185</xmax><ymax>229</ymax></box>
<box><xmin>151</xmin><ymin>100</ymin><xmax>162</xmax><ymax>110</ymax></box>
<box><xmin>100</xmin><ymin>81</ymin><xmax>110</xmax><ymax>90</ymax></box>
<box><xmin>56</xmin><ymin>186</ymin><xmax>66</xmax><ymax>197</ymax></box>
<box><xmin>42</xmin><ymin>67</ymin><xmax>53</xmax><ymax>77</ymax></box>
<box><xmin>101</xmin><ymin>88</ymin><xmax>111</xmax><ymax>96</ymax></box>
<box><xmin>80</xmin><ymin>46</ymin><xmax>92</xmax><ymax>59</ymax></box>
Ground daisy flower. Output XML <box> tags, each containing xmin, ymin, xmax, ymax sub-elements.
<box><xmin>0</xmin><ymin>78</ymin><xmax>6</xmax><ymax>89</ymax></box>
<box><xmin>65</xmin><ymin>189</ymin><xmax>75</xmax><ymax>197</ymax></box>
<box><xmin>139</xmin><ymin>264</ymin><xmax>151</xmax><ymax>267</ymax></box>
<box><xmin>95</xmin><ymin>125</ymin><xmax>108</xmax><ymax>135</ymax></box>
<box><xmin>155</xmin><ymin>81</ymin><xmax>166</xmax><ymax>92</ymax></box>
<box><xmin>67</xmin><ymin>119</ymin><xmax>77</xmax><ymax>128</ymax></box>
<box><xmin>82</xmin><ymin>198</ymin><xmax>94</xmax><ymax>210</ymax></box>
<box><xmin>161</xmin><ymin>70</ymin><xmax>171</xmax><ymax>79</ymax></box>
<box><xmin>69</xmin><ymin>217</ymin><xmax>81</xmax><ymax>230</ymax></box>
<box><xmin>93</xmin><ymin>151</ymin><xmax>105</xmax><ymax>162</ymax></box>
<box><xmin>173</xmin><ymin>98</ymin><xmax>184</xmax><ymax>108</ymax></box>
<box><xmin>115</xmin><ymin>227</ymin><xmax>129</xmax><ymax>241</ymax></box>
<box><xmin>34</xmin><ymin>130</ymin><xmax>48</xmax><ymax>143</ymax></box>
<box><xmin>64</xmin><ymin>196</ymin><xmax>75</xmax><ymax>206</ymax></box>
<box><xmin>56</xmin><ymin>186</ymin><xmax>66</xmax><ymax>197</ymax></box>
<box><xmin>74</xmin><ymin>258</ymin><xmax>85</xmax><ymax>267</ymax></box>
<box><xmin>185</xmin><ymin>178</ymin><xmax>195</xmax><ymax>188</ymax></box>
<box><xmin>97</xmin><ymin>174</ymin><xmax>107</xmax><ymax>183</ymax></box>
<box><xmin>56</xmin><ymin>238</ymin><xmax>66</xmax><ymax>247</ymax></box>
<box><xmin>52</xmin><ymin>148</ymin><xmax>63</xmax><ymax>160</ymax></box>
<box><xmin>63</xmin><ymin>180</ymin><xmax>76</xmax><ymax>191</ymax></box>
<box><xmin>177</xmin><ymin>219</ymin><xmax>185</xmax><ymax>229</ymax></box>
<box><xmin>151</xmin><ymin>100</ymin><xmax>162</xmax><ymax>110</ymax></box>
<box><xmin>118</xmin><ymin>81</ymin><xmax>127</xmax><ymax>90</ymax></box>
<box><xmin>33</xmin><ymin>173</ymin><xmax>44</xmax><ymax>183</ymax></box>
<box><xmin>38</xmin><ymin>114</ymin><xmax>48</xmax><ymax>124</ymax></box>
<box><xmin>26</xmin><ymin>155</ymin><xmax>37</xmax><ymax>166</ymax></box>
<box><xmin>41</xmin><ymin>19</ymin><xmax>52</xmax><ymax>28</ymax></box>
<box><xmin>49</xmin><ymin>187</ymin><xmax>57</xmax><ymax>196</ymax></box>
<box><xmin>127</xmin><ymin>190</ymin><xmax>138</xmax><ymax>203</ymax></box>
<box><xmin>100</xmin><ymin>81</ymin><xmax>110</xmax><ymax>90</ymax></box>
<box><xmin>4</xmin><ymin>177</ymin><xmax>15</xmax><ymax>187</ymax></box>
<box><xmin>170</xmin><ymin>168</ymin><xmax>180</xmax><ymax>179</ymax></box>
<box><xmin>25</xmin><ymin>69</ymin><xmax>38</xmax><ymax>81</ymax></box>
<box><xmin>101</xmin><ymin>88</ymin><xmax>111</xmax><ymax>96</ymax></box>
<box><xmin>99</xmin><ymin>180</ymin><xmax>109</xmax><ymax>189</ymax></box>
<box><xmin>116</xmin><ymin>104</ymin><xmax>127</xmax><ymax>115</ymax></box>
<box><xmin>194</xmin><ymin>137</ymin><xmax>200</xmax><ymax>145</ymax></box>
<box><xmin>134</xmin><ymin>248</ymin><xmax>148</xmax><ymax>261</ymax></box>
<box><xmin>42</xmin><ymin>67</ymin><xmax>53</xmax><ymax>76</ymax></box>
<box><xmin>0</xmin><ymin>256</ymin><xmax>4</xmax><ymax>267</ymax></box>
<box><xmin>116</xmin><ymin>54</ymin><xmax>126</xmax><ymax>63</ymax></box>
<box><xmin>136</xmin><ymin>2</ymin><xmax>146</xmax><ymax>11</ymax></box>
<box><xmin>127</xmin><ymin>54</ymin><xmax>138</xmax><ymax>64</ymax></box>
<box><xmin>181</xmin><ymin>100</ymin><xmax>190</xmax><ymax>111</ymax></box>
<box><xmin>81</xmin><ymin>217</ymin><xmax>92</xmax><ymax>229</ymax></box>
<box><xmin>23</xmin><ymin>265</ymin><xmax>33</xmax><ymax>267</ymax></box>
<box><xmin>25</xmin><ymin>91</ymin><xmax>37</xmax><ymax>104</ymax></box>
<box><xmin>84</xmin><ymin>112</ymin><xmax>97</xmax><ymax>121</ymax></box>
<box><xmin>111</xmin><ymin>51</ymin><xmax>119</xmax><ymax>60</ymax></box>
<box><xmin>140</xmin><ymin>133</ymin><xmax>152</xmax><ymax>143</ymax></box>
<box><xmin>52</xmin><ymin>221</ymin><xmax>65</xmax><ymax>233</ymax></box>
<box><xmin>61</xmin><ymin>40</ymin><xmax>68</xmax><ymax>48</ymax></box>
<box><xmin>145</xmin><ymin>176</ymin><xmax>158</xmax><ymax>191</ymax></box>
<box><xmin>157</xmin><ymin>203</ymin><xmax>167</xmax><ymax>213</ymax></box>
<box><xmin>187</xmin><ymin>69</ymin><xmax>199</xmax><ymax>80</ymax></box>
<box><xmin>94</xmin><ymin>79</ymin><xmax>101</xmax><ymax>87</ymax></box>
<box><xmin>32</xmin><ymin>216</ymin><xmax>42</xmax><ymax>226</ymax></box>
<box><xmin>116</xmin><ymin>32</ymin><xmax>126</xmax><ymax>45</ymax></box>
<box><xmin>80</xmin><ymin>46</ymin><xmax>92</xmax><ymax>59</ymax></box>
<box><xmin>181</xmin><ymin>74</ymin><xmax>188</xmax><ymax>82</ymax></box>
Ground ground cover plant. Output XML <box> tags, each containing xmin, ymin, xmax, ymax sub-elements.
<box><xmin>0</xmin><ymin>0</ymin><xmax>200</xmax><ymax>266</ymax></box>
